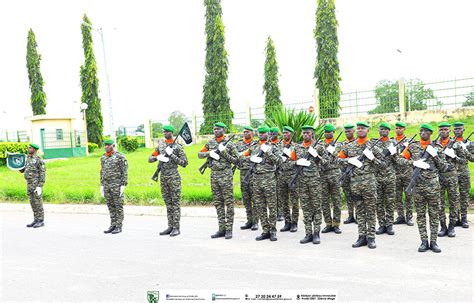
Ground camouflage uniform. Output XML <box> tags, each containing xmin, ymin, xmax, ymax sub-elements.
<box><xmin>394</xmin><ymin>136</ymin><xmax>414</xmax><ymax>222</ymax></box>
<box><xmin>320</xmin><ymin>139</ymin><xmax>343</xmax><ymax>228</ymax></box>
<box><xmin>235</xmin><ymin>138</ymin><xmax>257</xmax><ymax>225</ymax></box>
<box><xmin>198</xmin><ymin>137</ymin><xmax>239</xmax><ymax>232</ymax></box>
<box><xmin>276</xmin><ymin>140</ymin><xmax>299</xmax><ymax>225</ymax></box>
<box><xmin>340</xmin><ymin>139</ymin><xmax>356</xmax><ymax>219</ymax></box>
<box><xmin>150</xmin><ymin>140</ymin><xmax>188</xmax><ymax>229</ymax></box>
<box><xmin>23</xmin><ymin>154</ymin><xmax>46</xmax><ymax>222</ymax></box>
<box><xmin>101</xmin><ymin>152</ymin><xmax>128</xmax><ymax>228</ymax></box>
<box><xmin>456</xmin><ymin>138</ymin><xmax>472</xmax><ymax>223</ymax></box>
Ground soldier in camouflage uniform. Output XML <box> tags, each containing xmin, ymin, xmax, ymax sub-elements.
<box><xmin>393</xmin><ymin>121</ymin><xmax>415</xmax><ymax>226</ymax></box>
<box><xmin>21</xmin><ymin>143</ymin><xmax>46</xmax><ymax>228</ymax></box>
<box><xmin>435</xmin><ymin>122</ymin><xmax>465</xmax><ymax>238</ymax></box>
<box><xmin>341</xmin><ymin>124</ymin><xmax>357</xmax><ymax>224</ymax></box>
<box><xmin>101</xmin><ymin>139</ymin><xmax>128</xmax><ymax>234</ymax></box>
<box><xmin>276</xmin><ymin>126</ymin><xmax>299</xmax><ymax>232</ymax></box>
<box><xmin>320</xmin><ymin>124</ymin><xmax>343</xmax><ymax>234</ymax></box>
<box><xmin>235</xmin><ymin>126</ymin><xmax>258</xmax><ymax>231</ymax></box>
<box><xmin>292</xmin><ymin>125</ymin><xmax>328</xmax><ymax>245</ymax></box>
<box><xmin>198</xmin><ymin>122</ymin><xmax>239</xmax><ymax>239</ymax></box>
<box><xmin>338</xmin><ymin>122</ymin><xmax>385</xmax><ymax>249</ymax></box>
<box><xmin>269</xmin><ymin>126</ymin><xmax>284</xmax><ymax>222</ymax></box>
<box><xmin>374</xmin><ymin>122</ymin><xmax>397</xmax><ymax>236</ymax></box>
<box><xmin>242</xmin><ymin>125</ymin><xmax>282</xmax><ymax>241</ymax></box>
<box><xmin>399</xmin><ymin>123</ymin><xmax>447</xmax><ymax>253</ymax></box>
<box><xmin>148</xmin><ymin>125</ymin><xmax>188</xmax><ymax>237</ymax></box>
<box><xmin>453</xmin><ymin>122</ymin><xmax>472</xmax><ymax>228</ymax></box>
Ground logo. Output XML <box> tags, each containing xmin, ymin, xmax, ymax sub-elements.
<box><xmin>147</xmin><ymin>291</ymin><xmax>159</xmax><ymax>303</ymax></box>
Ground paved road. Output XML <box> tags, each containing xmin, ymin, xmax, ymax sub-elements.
<box><xmin>1</xmin><ymin>207</ymin><xmax>472</xmax><ymax>302</ymax></box>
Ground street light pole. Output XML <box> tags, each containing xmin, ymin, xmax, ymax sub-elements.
<box><xmin>80</xmin><ymin>103</ymin><xmax>89</xmax><ymax>156</ymax></box>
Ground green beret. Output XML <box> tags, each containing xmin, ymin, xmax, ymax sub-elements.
<box><xmin>270</xmin><ymin>126</ymin><xmax>280</xmax><ymax>133</ymax></box>
<box><xmin>301</xmin><ymin>125</ymin><xmax>315</xmax><ymax>131</ymax></box>
<box><xmin>420</xmin><ymin>123</ymin><xmax>434</xmax><ymax>132</ymax></box>
<box><xmin>437</xmin><ymin>122</ymin><xmax>451</xmax><ymax>128</ymax></box>
<box><xmin>323</xmin><ymin>124</ymin><xmax>336</xmax><ymax>132</ymax></box>
<box><xmin>453</xmin><ymin>122</ymin><xmax>464</xmax><ymax>127</ymax></box>
<box><xmin>283</xmin><ymin>126</ymin><xmax>294</xmax><ymax>133</ymax></box>
<box><xmin>243</xmin><ymin>125</ymin><xmax>254</xmax><ymax>131</ymax></box>
<box><xmin>29</xmin><ymin>143</ymin><xmax>40</xmax><ymax>150</ymax></box>
<box><xmin>163</xmin><ymin>125</ymin><xmax>175</xmax><ymax>132</ymax></box>
<box><xmin>395</xmin><ymin>121</ymin><xmax>407</xmax><ymax>128</ymax></box>
<box><xmin>379</xmin><ymin>122</ymin><xmax>392</xmax><ymax>130</ymax></box>
<box><xmin>356</xmin><ymin>121</ymin><xmax>370</xmax><ymax>128</ymax></box>
<box><xmin>104</xmin><ymin>139</ymin><xmax>114</xmax><ymax>145</ymax></box>
<box><xmin>214</xmin><ymin>122</ymin><xmax>227</xmax><ymax>128</ymax></box>
<box><xmin>257</xmin><ymin>125</ymin><xmax>270</xmax><ymax>133</ymax></box>
<box><xmin>343</xmin><ymin>123</ymin><xmax>354</xmax><ymax>129</ymax></box>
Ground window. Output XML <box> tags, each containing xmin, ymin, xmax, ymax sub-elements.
<box><xmin>56</xmin><ymin>129</ymin><xmax>64</xmax><ymax>140</ymax></box>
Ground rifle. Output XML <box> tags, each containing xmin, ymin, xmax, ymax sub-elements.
<box><xmin>151</xmin><ymin>137</ymin><xmax>178</xmax><ymax>182</ymax></box>
<box><xmin>243</xmin><ymin>138</ymin><xmax>283</xmax><ymax>183</ymax></box>
<box><xmin>382</xmin><ymin>134</ymin><xmax>417</xmax><ymax>157</ymax></box>
<box><xmin>276</xmin><ymin>138</ymin><xmax>293</xmax><ymax>176</ymax></box>
<box><xmin>462</xmin><ymin>131</ymin><xmax>473</xmax><ymax>144</ymax></box>
<box><xmin>288</xmin><ymin>131</ymin><xmax>325</xmax><ymax>190</ymax></box>
<box><xmin>198</xmin><ymin>134</ymin><xmax>236</xmax><ymax>175</ymax></box>
<box><xmin>405</xmin><ymin>134</ymin><xmax>441</xmax><ymax>196</ymax></box>
<box><xmin>339</xmin><ymin>137</ymin><xmax>381</xmax><ymax>184</ymax></box>
<box><xmin>325</xmin><ymin>131</ymin><xmax>343</xmax><ymax>156</ymax></box>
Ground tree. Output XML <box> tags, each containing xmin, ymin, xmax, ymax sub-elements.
<box><xmin>263</xmin><ymin>36</ymin><xmax>282</xmax><ymax>120</ymax></box>
<box><xmin>201</xmin><ymin>0</ymin><xmax>233</xmax><ymax>134</ymax></box>
<box><xmin>151</xmin><ymin>122</ymin><xmax>164</xmax><ymax>138</ymax></box>
<box><xmin>80</xmin><ymin>14</ymin><xmax>104</xmax><ymax>145</ymax></box>
<box><xmin>168</xmin><ymin>111</ymin><xmax>187</xmax><ymax>135</ymax></box>
<box><xmin>26</xmin><ymin>29</ymin><xmax>47</xmax><ymax>115</ymax></box>
<box><xmin>314</xmin><ymin>0</ymin><xmax>341</xmax><ymax>119</ymax></box>
<box><xmin>462</xmin><ymin>91</ymin><xmax>474</xmax><ymax>107</ymax></box>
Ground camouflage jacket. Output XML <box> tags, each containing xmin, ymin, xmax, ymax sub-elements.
<box><xmin>394</xmin><ymin>136</ymin><xmax>413</xmax><ymax>176</ymax></box>
<box><xmin>149</xmin><ymin>140</ymin><xmax>188</xmax><ymax>176</ymax></box>
<box><xmin>100</xmin><ymin>152</ymin><xmax>128</xmax><ymax>186</ymax></box>
<box><xmin>235</xmin><ymin>138</ymin><xmax>255</xmax><ymax>170</ymax></box>
<box><xmin>398</xmin><ymin>140</ymin><xmax>447</xmax><ymax>180</ymax></box>
<box><xmin>338</xmin><ymin>138</ymin><xmax>385</xmax><ymax>177</ymax></box>
<box><xmin>198</xmin><ymin>136</ymin><xmax>239</xmax><ymax>171</ymax></box>
<box><xmin>276</xmin><ymin>139</ymin><xmax>297</xmax><ymax>173</ymax></box>
<box><xmin>293</xmin><ymin>140</ymin><xmax>328</xmax><ymax>178</ymax></box>
<box><xmin>373</xmin><ymin>137</ymin><xmax>398</xmax><ymax>178</ymax></box>
<box><xmin>245</xmin><ymin>140</ymin><xmax>282</xmax><ymax>175</ymax></box>
<box><xmin>320</xmin><ymin>138</ymin><xmax>342</xmax><ymax>173</ymax></box>
<box><xmin>435</xmin><ymin>137</ymin><xmax>466</xmax><ymax>177</ymax></box>
<box><xmin>22</xmin><ymin>154</ymin><xmax>46</xmax><ymax>186</ymax></box>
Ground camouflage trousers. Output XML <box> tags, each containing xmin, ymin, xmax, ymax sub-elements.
<box><xmin>351</xmin><ymin>175</ymin><xmax>377</xmax><ymax>239</ymax></box>
<box><xmin>395</xmin><ymin>173</ymin><xmax>413</xmax><ymax>220</ymax></box>
<box><xmin>341</xmin><ymin>176</ymin><xmax>355</xmax><ymax>217</ymax></box>
<box><xmin>439</xmin><ymin>174</ymin><xmax>459</xmax><ymax>225</ymax></box>
<box><xmin>251</xmin><ymin>172</ymin><xmax>277</xmax><ymax>233</ymax></box>
<box><xmin>376</xmin><ymin>175</ymin><xmax>396</xmax><ymax>227</ymax></box>
<box><xmin>240</xmin><ymin>169</ymin><xmax>257</xmax><ymax>224</ymax></box>
<box><xmin>27</xmin><ymin>182</ymin><xmax>44</xmax><ymax>221</ymax></box>
<box><xmin>320</xmin><ymin>170</ymin><xmax>342</xmax><ymax>227</ymax></box>
<box><xmin>160</xmin><ymin>173</ymin><xmax>181</xmax><ymax>229</ymax></box>
<box><xmin>211</xmin><ymin>169</ymin><xmax>234</xmax><ymax>232</ymax></box>
<box><xmin>457</xmin><ymin>168</ymin><xmax>471</xmax><ymax>217</ymax></box>
<box><xmin>414</xmin><ymin>177</ymin><xmax>440</xmax><ymax>241</ymax></box>
<box><xmin>104</xmin><ymin>183</ymin><xmax>124</xmax><ymax>228</ymax></box>
<box><xmin>297</xmin><ymin>176</ymin><xmax>322</xmax><ymax>235</ymax></box>
<box><xmin>277</xmin><ymin>172</ymin><xmax>299</xmax><ymax>224</ymax></box>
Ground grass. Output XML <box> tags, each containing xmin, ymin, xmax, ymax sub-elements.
<box><xmin>1</xmin><ymin>116</ymin><xmax>473</xmax><ymax>205</ymax></box>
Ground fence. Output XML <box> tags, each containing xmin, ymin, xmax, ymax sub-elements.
<box><xmin>0</xmin><ymin>131</ymin><xmax>29</xmax><ymax>143</ymax></box>
<box><xmin>40</xmin><ymin>130</ymin><xmax>87</xmax><ymax>159</ymax></box>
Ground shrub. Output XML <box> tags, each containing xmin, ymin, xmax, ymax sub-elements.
<box><xmin>0</xmin><ymin>142</ymin><xmax>30</xmax><ymax>165</ymax></box>
<box><xmin>88</xmin><ymin>143</ymin><xmax>98</xmax><ymax>153</ymax></box>
<box><xmin>119</xmin><ymin>137</ymin><xmax>139</xmax><ymax>152</ymax></box>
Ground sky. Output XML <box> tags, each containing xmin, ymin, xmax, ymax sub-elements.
<box><xmin>1</xmin><ymin>0</ymin><xmax>473</xmax><ymax>133</ymax></box>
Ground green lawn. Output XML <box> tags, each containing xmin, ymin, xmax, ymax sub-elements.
<box><xmin>1</xmin><ymin>116</ymin><xmax>473</xmax><ymax>205</ymax></box>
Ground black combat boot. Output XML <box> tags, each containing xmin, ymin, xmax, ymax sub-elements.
<box><xmin>343</xmin><ymin>216</ymin><xmax>356</xmax><ymax>224</ymax></box>
<box><xmin>159</xmin><ymin>227</ymin><xmax>173</xmax><ymax>235</ymax></box>
<box><xmin>375</xmin><ymin>226</ymin><xmax>386</xmax><ymax>235</ymax></box>
<box><xmin>256</xmin><ymin>232</ymin><xmax>270</xmax><ymax>241</ymax></box>
<box><xmin>367</xmin><ymin>238</ymin><xmax>376</xmax><ymax>249</ymax></box>
<box><xmin>312</xmin><ymin>232</ymin><xmax>321</xmax><ymax>244</ymax></box>
<box><xmin>280</xmin><ymin>222</ymin><xmax>291</xmax><ymax>232</ymax></box>
<box><xmin>447</xmin><ymin>223</ymin><xmax>456</xmax><ymax>238</ymax></box>
<box><xmin>333</xmin><ymin>226</ymin><xmax>342</xmax><ymax>234</ymax></box>
<box><xmin>277</xmin><ymin>214</ymin><xmax>284</xmax><ymax>222</ymax></box>
<box><xmin>269</xmin><ymin>232</ymin><xmax>277</xmax><ymax>241</ymax></box>
<box><xmin>461</xmin><ymin>215</ymin><xmax>469</xmax><ymax>229</ymax></box>
<box><xmin>406</xmin><ymin>218</ymin><xmax>414</xmax><ymax>226</ymax></box>
<box><xmin>26</xmin><ymin>220</ymin><xmax>37</xmax><ymax>228</ymax></box>
<box><xmin>455</xmin><ymin>216</ymin><xmax>462</xmax><ymax>227</ymax></box>
<box><xmin>211</xmin><ymin>230</ymin><xmax>226</xmax><ymax>239</ymax></box>
<box><xmin>33</xmin><ymin>221</ymin><xmax>44</xmax><ymax>228</ymax></box>
<box><xmin>321</xmin><ymin>225</ymin><xmax>333</xmax><ymax>233</ymax></box>
<box><xmin>170</xmin><ymin>228</ymin><xmax>180</xmax><ymax>237</ymax></box>
<box><xmin>430</xmin><ymin>241</ymin><xmax>441</xmax><ymax>253</ymax></box>
<box><xmin>393</xmin><ymin>216</ymin><xmax>406</xmax><ymax>225</ymax></box>
<box><xmin>418</xmin><ymin>240</ymin><xmax>429</xmax><ymax>252</ymax></box>
<box><xmin>251</xmin><ymin>223</ymin><xmax>259</xmax><ymax>231</ymax></box>
<box><xmin>290</xmin><ymin>223</ymin><xmax>298</xmax><ymax>232</ymax></box>
<box><xmin>386</xmin><ymin>225</ymin><xmax>395</xmax><ymax>235</ymax></box>
<box><xmin>111</xmin><ymin>226</ymin><xmax>122</xmax><ymax>234</ymax></box>
<box><xmin>437</xmin><ymin>222</ymin><xmax>448</xmax><ymax>237</ymax></box>
<box><xmin>224</xmin><ymin>230</ymin><xmax>233</xmax><ymax>239</ymax></box>
<box><xmin>104</xmin><ymin>226</ymin><xmax>115</xmax><ymax>234</ymax></box>
<box><xmin>240</xmin><ymin>222</ymin><xmax>252</xmax><ymax>230</ymax></box>
<box><xmin>300</xmin><ymin>234</ymin><xmax>313</xmax><ymax>244</ymax></box>
<box><xmin>352</xmin><ymin>236</ymin><xmax>367</xmax><ymax>248</ymax></box>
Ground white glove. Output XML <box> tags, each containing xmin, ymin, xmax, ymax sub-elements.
<box><xmin>413</xmin><ymin>159</ymin><xmax>430</xmax><ymax>170</ymax></box>
<box><xmin>443</xmin><ymin>147</ymin><xmax>456</xmax><ymax>159</ymax></box>
<box><xmin>280</xmin><ymin>155</ymin><xmax>288</xmax><ymax>162</ymax></box>
<box><xmin>460</xmin><ymin>142</ymin><xmax>467</xmax><ymax>150</ymax></box>
<box><xmin>100</xmin><ymin>186</ymin><xmax>104</xmax><ymax>197</ymax></box>
<box><xmin>209</xmin><ymin>150</ymin><xmax>220</xmax><ymax>160</ymax></box>
<box><xmin>165</xmin><ymin>146</ymin><xmax>173</xmax><ymax>156</ymax></box>
<box><xmin>218</xmin><ymin>143</ymin><xmax>226</xmax><ymax>152</ymax></box>
<box><xmin>34</xmin><ymin>187</ymin><xmax>42</xmax><ymax>196</ymax></box>
<box><xmin>426</xmin><ymin>145</ymin><xmax>438</xmax><ymax>157</ymax></box>
<box><xmin>348</xmin><ymin>157</ymin><xmax>363</xmax><ymax>168</ymax></box>
<box><xmin>403</xmin><ymin>142</ymin><xmax>409</xmax><ymax>148</ymax></box>
<box><xmin>387</xmin><ymin>144</ymin><xmax>397</xmax><ymax>156</ymax></box>
<box><xmin>283</xmin><ymin>147</ymin><xmax>292</xmax><ymax>157</ymax></box>
<box><xmin>157</xmin><ymin>154</ymin><xmax>170</xmax><ymax>163</ymax></box>
<box><xmin>296</xmin><ymin>158</ymin><xmax>311</xmax><ymax>167</ymax></box>
<box><xmin>326</xmin><ymin>145</ymin><xmax>336</xmax><ymax>155</ymax></box>
<box><xmin>250</xmin><ymin>156</ymin><xmax>263</xmax><ymax>163</ymax></box>
<box><xmin>120</xmin><ymin>186</ymin><xmax>125</xmax><ymax>197</ymax></box>
<box><xmin>363</xmin><ymin>148</ymin><xmax>375</xmax><ymax>161</ymax></box>
<box><xmin>260</xmin><ymin>143</ymin><xmax>270</xmax><ymax>153</ymax></box>
<box><xmin>308</xmin><ymin>146</ymin><xmax>319</xmax><ymax>158</ymax></box>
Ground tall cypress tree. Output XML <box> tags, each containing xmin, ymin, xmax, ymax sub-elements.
<box><xmin>80</xmin><ymin>14</ymin><xmax>104</xmax><ymax>145</ymax></box>
<box><xmin>263</xmin><ymin>36</ymin><xmax>282</xmax><ymax>120</ymax></box>
<box><xmin>201</xmin><ymin>0</ymin><xmax>232</xmax><ymax>134</ymax></box>
<box><xmin>314</xmin><ymin>0</ymin><xmax>341</xmax><ymax>118</ymax></box>
<box><xmin>26</xmin><ymin>29</ymin><xmax>47</xmax><ymax>115</ymax></box>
